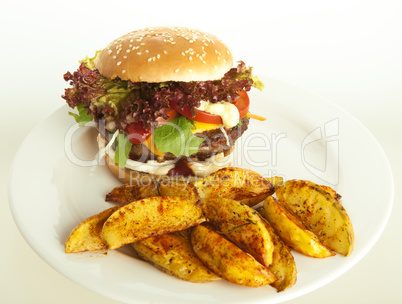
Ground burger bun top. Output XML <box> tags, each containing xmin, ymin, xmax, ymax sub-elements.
<box><xmin>95</xmin><ymin>26</ymin><xmax>233</xmax><ymax>83</ymax></box>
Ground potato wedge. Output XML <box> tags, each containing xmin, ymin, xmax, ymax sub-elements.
<box><xmin>276</xmin><ymin>180</ymin><xmax>354</xmax><ymax>256</ymax></box>
<box><xmin>259</xmin><ymin>197</ymin><xmax>334</xmax><ymax>258</ymax></box>
<box><xmin>193</xmin><ymin>167</ymin><xmax>274</xmax><ymax>206</ymax></box>
<box><xmin>105</xmin><ymin>182</ymin><xmax>159</xmax><ymax>204</ymax></box>
<box><xmin>157</xmin><ymin>180</ymin><xmax>200</xmax><ymax>202</ymax></box>
<box><xmin>65</xmin><ymin>206</ymin><xmax>119</xmax><ymax>253</ymax></box>
<box><xmin>320</xmin><ymin>185</ymin><xmax>342</xmax><ymax>200</ymax></box>
<box><xmin>266</xmin><ymin>176</ymin><xmax>284</xmax><ymax>189</ymax></box>
<box><xmin>132</xmin><ymin>233</ymin><xmax>220</xmax><ymax>283</ymax></box>
<box><xmin>258</xmin><ymin>215</ymin><xmax>297</xmax><ymax>292</ymax></box>
<box><xmin>105</xmin><ymin>180</ymin><xmax>199</xmax><ymax>204</ymax></box>
<box><xmin>191</xmin><ymin>225</ymin><xmax>276</xmax><ymax>287</ymax></box>
<box><xmin>102</xmin><ymin>196</ymin><xmax>206</xmax><ymax>250</ymax></box>
<box><xmin>200</xmin><ymin>198</ymin><xmax>274</xmax><ymax>267</ymax></box>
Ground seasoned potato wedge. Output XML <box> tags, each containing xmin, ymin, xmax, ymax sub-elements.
<box><xmin>101</xmin><ymin>197</ymin><xmax>206</xmax><ymax>249</ymax></box>
<box><xmin>259</xmin><ymin>197</ymin><xmax>334</xmax><ymax>258</ymax></box>
<box><xmin>258</xmin><ymin>214</ymin><xmax>297</xmax><ymax>292</ymax></box>
<box><xmin>266</xmin><ymin>176</ymin><xmax>284</xmax><ymax>189</ymax></box>
<box><xmin>200</xmin><ymin>198</ymin><xmax>274</xmax><ymax>267</ymax></box>
<box><xmin>276</xmin><ymin>180</ymin><xmax>354</xmax><ymax>256</ymax></box>
<box><xmin>191</xmin><ymin>225</ymin><xmax>276</xmax><ymax>287</ymax></box>
<box><xmin>105</xmin><ymin>181</ymin><xmax>199</xmax><ymax>204</ymax></box>
<box><xmin>105</xmin><ymin>182</ymin><xmax>159</xmax><ymax>204</ymax></box>
<box><xmin>132</xmin><ymin>233</ymin><xmax>220</xmax><ymax>283</ymax></box>
<box><xmin>65</xmin><ymin>206</ymin><xmax>119</xmax><ymax>253</ymax></box>
<box><xmin>320</xmin><ymin>185</ymin><xmax>342</xmax><ymax>200</ymax></box>
<box><xmin>193</xmin><ymin>167</ymin><xmax>274</xmax><ymax>207</ymax></box>
<box><xmin>157</xmin><ymin>180</ymin><xmax>200</xmax><ymax>202</ymax></box>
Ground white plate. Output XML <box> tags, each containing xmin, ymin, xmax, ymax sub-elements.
<box><xmin>9</xmin><ymin>78</ymin><xmax>394</xmax><ymax>304</ymax></box>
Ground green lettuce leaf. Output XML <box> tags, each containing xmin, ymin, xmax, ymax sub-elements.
<box><xmin>251</xmin><ymin>75</ymin><xmax>265</xmax><ymax>91</ymax></box>
<box><xmin>114</xmin><ymin>133</ymin><xmax>133</xmax><ymax>168</ymax></box>
<box><xmin>80</xmin><ymin>50</ymin><xmax>102</xmax><ymax>70</ymax></box>
<box><xmin>68</xmin><ymin>104</ymin><xmax>93</xmax><ymax>127</ymax></box>
<box><xmin>153</xmin><ymin>116</ymin><xmax>205</xmax><ymax>157</ymax></box>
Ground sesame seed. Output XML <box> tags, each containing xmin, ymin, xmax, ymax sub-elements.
<box><xmin>189</xmin><ymin>40</ymin><xmax>193</xmax><ymax>43</ymax></box>
<box><xmin>145</xmin><ymin>49</ymin><xmax>149</xmax><ymax>53</ymax></box>
<box><xmin>171</xmin><ymin>41</ymin><xmax>176</xmax><ymax>44</ymax></box>
<box><xmin>214</xmin><ymin>65</ymin><xmax>218</xmax><ymax>69</ymax></box>
<box><xmin>107</xmin><ymin>50</ymin><xmax>112</xmax><ymax>55</ymax></box>
<box><xmin>126</xmin><ymin>49</ymin><xmax>130</xmax><ymax>53</ymax></box>
<box><xmin>157</xmin><ymin>54</ymin><xmax>160</xmax><ymax>59</ymax></box>
<box><xmin>140</xmin><ymin>42</ymin><xmax>145</xmax><ymax>45</ymax></box>
<box><xmin>163</xmin><ymin>50</ymin><xmax>168</xmax><ymax>54</ymax></box>
<box><xmin>189</xmin><ymin>56</ymin><xmax>193</xmax><ymax>60</ymax></box>
<box><xmin>117</xmin><ymin>61</ymin><xmax>122</xmax><ymax>66</ymax></box>
<box><xmin>175</xmin><ymin>68</ymin><xmax>180</xmax><ymax>73</ymax></box>
<box><xmin>137</xmin><ymin>52</ymin><xmax>142</xmax><ymax>55</ymax></box>
<box><xmin>181</xmin><ymin>52</ymin><xmax>185</xmax><ymax>56</ymax></box>
<box><xmin>112</xmin><ymin>55</ymin><xmax>117</xmax><ymax>59</ymax></box>
<box><xmin>148</xmin><ymin>58</ymin><xmax>152</xmax><ymax>62</ymax></box>
<box><xmin>122</xmin><ymin>70</ymin><xmax>126</xmax><ymax>74</ymax></box>
<box><xmin>123</xmin><ymin>55</ymin><xmax>127</xmax><ymax>59</ymax></box>
<box><xmin>188</xmin><ymin>69</ymin><xmax>193</xmax><ymax>72</ymax></box>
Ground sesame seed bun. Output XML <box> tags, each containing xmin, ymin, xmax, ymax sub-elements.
<box><xmin>95</xmin><ymin>26</ymin><xmax>233</xmax><ymax>83</ymax></box>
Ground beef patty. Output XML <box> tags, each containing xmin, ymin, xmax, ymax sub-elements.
<box><xmin>99</xmin><ymin>117</ymin><xmax>249</xmax><ymax>163</ymax></box>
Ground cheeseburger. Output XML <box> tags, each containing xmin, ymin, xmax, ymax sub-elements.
<box><xmin>62</xmin><ymin>26</ymin><xmax>263</xmax><ymax>184</ymax></box>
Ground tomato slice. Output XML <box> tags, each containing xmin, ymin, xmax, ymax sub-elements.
<box><xmin>170</xmin><ymin>90</ymin><xmax>250</xmax><ymax>124</ymax></box>
<box><xmin>232</xmin><ymin>90</ymin><xmax>250</xmax><ymax>119</ymax></box>
<box><xmin>126</xmin><ymin>109</ymin><xmax>178</xmax><ymax>144</ymax></box>
<box><xmin>125</xmin><ymin>121</ymin><xmax>152</xmax><ymax>144</ymax></box>
<box><xmin>155</xmin><ymin>108</ymin><xmax>178</xmax><ymax>126</ymax></box>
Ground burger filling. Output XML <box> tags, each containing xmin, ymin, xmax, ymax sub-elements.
<box><xmin>63</xmin><ymin>51</ymin><xmax>263</xmax><ymax>176</ymax></box>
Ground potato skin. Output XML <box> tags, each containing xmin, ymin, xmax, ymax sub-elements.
<box><xmin>101</xmin><ymin>197</ymin><xmax>206</xmax><ymax>250</ymax></box>
<box><xmin>105</xmin><ymin>181</ymin><xmax>199</xmax><ymax>205</ymax></box>
<box><xmin>276</xmin><ymin>180</ymin><xmax>354</xmax><ymax>256</ymax></box>
<box><xmin>200</xmin><ymin>198</ymin><xmax>274</xmax><ymax>268</ymax></box>
<box><xmin>260</xmin><ymin>196</ymin><xmax>334</xmax><ymax>259</ymax></box>
<box><xmin>191</xmin><ymin>225</ymin><xmax>276</xmax><ymax>287</ymax></box>
<box><xmin>193</xmin><ymin>167</ymin><xmax>274</xmax><ymax>206</ymax></box>
<box><xmin>257</xmin><ymin>214</ymin><xmax>297</xmax><ymax>292</ymax></box>
<box><xmin>105</xmin><ymin>182</ymin><xmax>159</xmax><ymax>204</ymax></box>
<box><xmin>132</xmin><ymin>233</ymin><xmax>220</xmax><ymax>283</ymax></box>
<box><xmin>65</xmin><ymin>206</ymin><xmax>119</xmax><ymax>253</ymax></box>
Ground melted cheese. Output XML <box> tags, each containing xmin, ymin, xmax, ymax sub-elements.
<box><xmin>142</xmin><ymin>135</ymin><xmax>164</xmax><ymax>156</ymax></box>
<box><xmin>192</xmin><ymin>121</ymin><xmax>220</xmax><ymax>134</ymax></box>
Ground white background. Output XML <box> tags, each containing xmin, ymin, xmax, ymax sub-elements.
<box><xmin>1</xmin><ymin>0</ymin><xmax>401</xmax><ymax>303</ymax></box>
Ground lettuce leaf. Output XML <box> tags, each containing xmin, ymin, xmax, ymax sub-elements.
<box><xmin>153</xmin><ymin>116</ymin><xmax>205</xmax><ymax>157</ymax></box>
<box><xmin>114</xmin><ymin>133</ymin><xmax>133</xmax><ymax>168</ymax></box>
<box><xmin>80</xmin><ymin>50</ymin><xmax>102</xmax><ymax>70</ymax></box>
<box><xmin>68</xmin><ymin>104</ymin><xmax>93</xmax><ymax>127</ymax></box>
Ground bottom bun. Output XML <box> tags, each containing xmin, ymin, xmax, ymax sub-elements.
<box><xmin>98</xmin><ymin>133</ymin><xmax>200</xmax><ymax>185</ymax></box>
